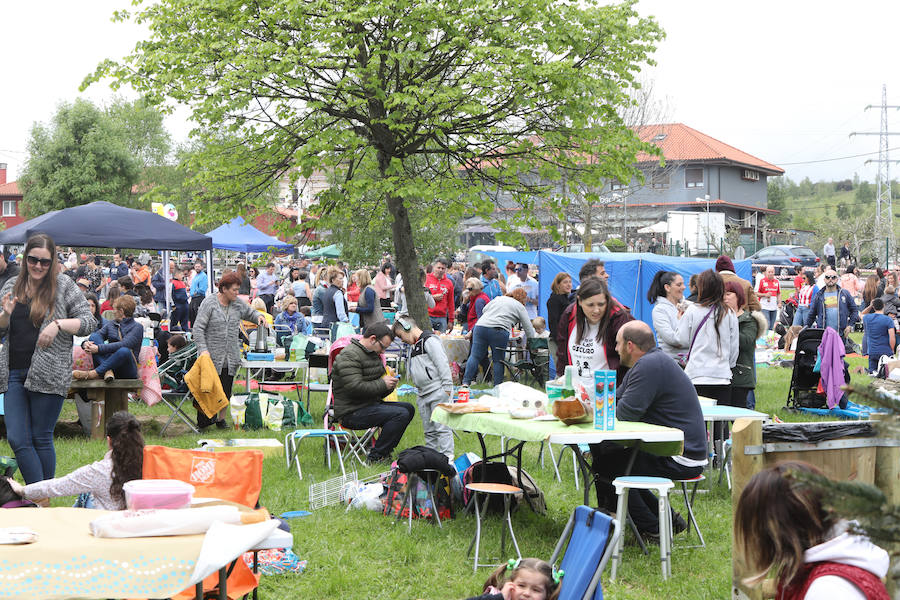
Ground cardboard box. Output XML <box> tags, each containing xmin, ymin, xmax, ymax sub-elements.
<box><xmin>593</xmin><ymin>370</ymin><xmax>616</xmax><ymax>431</ymax></box>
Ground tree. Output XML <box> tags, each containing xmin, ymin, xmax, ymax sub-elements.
<box><xmin>19</xmin><ymin>99</ymin><xmax>142</xmax><ymax>217</ymax></box>
<box><xmin>106</xmin><ymin>96</ymin><xmax>172</xmax><ymax>169</ymax></box>
<box><xmin>87</xmin><ymin>0</ymin><xmax>662</xmax><ymax>326</ymax></box>
<box><xmin>766</xmin><ymin>176</ymin><xmax>789</xmax><ymax>228</ymax></box>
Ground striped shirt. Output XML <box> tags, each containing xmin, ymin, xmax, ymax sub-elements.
<box><xmin>798</xmin><ymin>284</ymin><xmax>818</xmax><ymax>307</ymax></box>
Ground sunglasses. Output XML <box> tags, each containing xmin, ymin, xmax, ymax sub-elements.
<box><xmin>825</xmin><ymin>275</ymin><xmax>838</xmax><ymax>280</ymax></box>
<box><xmin>26</xmin><ymin>255</ymin><xmax>52</xmax><ymax>268</ymax></box>
<box><xmin>466</xmin><ymin>287</ymin><xmax>475</xmax><ymax>291</ymax></box>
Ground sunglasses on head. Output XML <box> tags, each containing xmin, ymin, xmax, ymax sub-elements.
<box><xmin>26</xmin><ymin>255</ymin><xmax>52</xmax><ymax>268</ymax></box>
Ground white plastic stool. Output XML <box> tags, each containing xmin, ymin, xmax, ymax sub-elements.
<box><xmin>610</xmin><ymin>476</ymin><xmax>674</xmax><ymax>581</ymax></box>
<box><xmin>673</xmin><ymin>474</ymin><xmax>705</xmax><ymax>547</ymax></box>
<box><xmin>465</xmin><ymin>482</ymin><xmax>522</xmax><ymax>572</ymax></box>
<box><xmin>284</xmin><ymin>429</ymin><xmax>349</xmax><ymax>479</ymax></box>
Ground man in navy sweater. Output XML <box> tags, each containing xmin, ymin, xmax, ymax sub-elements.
<box><xmin>591</xmin><ymin>320</ymin><xmax>707</xmax><ymax>538</ymax></box>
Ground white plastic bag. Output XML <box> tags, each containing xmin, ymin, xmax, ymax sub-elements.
<box><xmin>266</xmin><ymin>400</ymin><xmax>285</xmax><ymax>431</ymax></box>
<box><xmin>230</xmin><ymin>394</ymin><xmax>248</xmax><ymax>428</ymax></box>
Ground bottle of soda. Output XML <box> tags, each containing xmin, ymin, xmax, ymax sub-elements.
<box><xmin>457</xmin><ymin>385</ymin><xmax>470</xmax><ymax>403</ymax></box>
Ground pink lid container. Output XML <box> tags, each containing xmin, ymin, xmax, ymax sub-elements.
<box><xmin>123</xmin><ymin>479</ymin><xmax>195</xmax><ymax>510</ymax></box>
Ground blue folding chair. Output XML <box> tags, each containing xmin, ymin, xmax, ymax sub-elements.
<box><xmin>550</xmin><ymin>505</ymin><xmax>620</xmax><ymax>600</ymax></box>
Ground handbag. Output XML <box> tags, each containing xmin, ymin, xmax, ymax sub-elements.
<box><xmin>678</xmin><ymin>306</ymin><xmax>716</xmax><ymax>368</ymax></box>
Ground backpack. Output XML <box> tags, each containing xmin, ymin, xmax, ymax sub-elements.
<box><xmin>461</xmin><ymin>461</ymin><xmax>545</xmax><ymax>514</ymax></box>
<box><xmin>382</xmin><ymin>467</ymin><xmax>454</xmax><ymax>521</ymax></box>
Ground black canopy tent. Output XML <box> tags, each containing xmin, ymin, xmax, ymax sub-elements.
<box><xmin>0</xmin><ymin>201</ymin><xmax>214</xmax><ymax>307</ymax></box>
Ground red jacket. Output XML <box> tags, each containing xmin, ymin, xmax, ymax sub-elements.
<box><xmin>555</xmin><ymin>299</ymin><xmax>633</xmax><ymax>383</ymax></box>
<box><xmin>777</xmin><ymin>562</ymin><xmax>889</xmax><ymax>600</ymax></box>
<box><xmin>425</xmin><ymin>273</ymin><xmax>455</xmax><ymax>320</ymax></box>
<box><xmin>466</xmin><ymin>292</ymin><xmax>491</xmax><ymax>331</ymax></box>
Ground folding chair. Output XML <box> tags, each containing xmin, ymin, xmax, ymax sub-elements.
<box><xmin>142</xmin><ymin>445</ymin><xmax>264</xmax><ymax>600</ymax></box>
<box><xmin>501</xmin><ymin>337</ymin><xmax>550</xmax><ymax>388</ymax></box>
<box><xmin>549</xmin><ymin>505</ymin><xmax>620</xmax><ymax>600</ymax></box>
<box><xmin>322</xmin><ymin>336</ymin><xmax>380</xmax><ymax>466</ymax></box>
<box><xmin>157</xmin><ymin>343</ymin><xmax>200</xmax><ymax>435</ymax></box>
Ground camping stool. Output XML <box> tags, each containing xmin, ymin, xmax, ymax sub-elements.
<box><xmin>284</xmin><ymin>429</ymin><xmax>349</xmax><ymax>479</ymax></box>
<box><xmin>394</xmin><ymin>469</ymin><xmax>444</xmax><ymax>531</ymax></box>
<box><xmin>465</xmin><ymin>482</ymin><xmax>522</xmax><ymax>572</ymax></box>
<box><xmin>673</xmin><ymin>474</ymin><xmax>706</xmax><ymax>548</ymax></box>
<box><xmin>610</xmin><ymin>476</ymin><xmax>674</xmax><ymax>581</ymax></box>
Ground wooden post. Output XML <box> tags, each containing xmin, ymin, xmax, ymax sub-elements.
<box><xmin>90</xmin><ymin>389</ymin><xmax>105</xmax><ymax>441</ymax></box>
<box><xmin>732</xmin><ymin>418</ymin><xmax>763</xmax><ymax>600</ymax></box>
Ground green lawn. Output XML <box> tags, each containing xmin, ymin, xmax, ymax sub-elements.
<box><xmin>0</xmin><ymin>347</ymin><xmax>873</xmax><ymax>599</ymax></box>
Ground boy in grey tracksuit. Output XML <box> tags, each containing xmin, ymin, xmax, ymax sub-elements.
<box><xmin>393</xmin><ymin>318</ymin><xmax>455</xmax><ymax>459</ymax></box>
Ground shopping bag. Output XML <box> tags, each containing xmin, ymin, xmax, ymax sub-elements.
<box><xmin>331</xmin><ymin>321</ymin><xmax>356</xmax><ymax>341</ymax></box>
<box><xmin>244</xmin><ymin>395</ymin><xmax>265</xmax><ymax>430</ymax></box>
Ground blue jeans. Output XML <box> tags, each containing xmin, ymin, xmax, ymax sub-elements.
<box><xmin>4</xmin><ymin>368</ymin><xmax>65</xmax><ymax>484</ymax></box>
<box><xmin>171</xmin><ymin>304</ymin><xmax>190</xmax><ymax>331</ymax></box>
<box><xmin>793</xmin><ymin>306</ymin><xmax>810</xmax><ymax>327</ymax></box>
<box><xmin>340</xmin><ymin>401</ymin><xmax>415</xmax><ymax>460</ymax></box>
<box><xmin>429</xmin><ymin>316</ymin><xmax>448</xmax><ymax>332</ymax></box>
<box><xmin>763</xmin><ymin>309</ymin><xmax>777</xmax><ymax>330</ymax></box>
<box><xmin>463</xmin><ymin>325</ymin><xmax>510</xmax><ymax>386</ymax></box>
<box><xmin>89</xmin><ymin>333</ymin><xmax>138</xmax><ymax>379</ymax></box>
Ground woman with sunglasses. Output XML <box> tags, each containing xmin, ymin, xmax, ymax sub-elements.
<box><xmin>0</xmin><ymin>234</ymin><xmax>95</xmax><ymax>484</ymax></box>
<box><xmin>460</xmin><ymin>277</ymin><xmax>490</xmax><ymax>335</ymax></box>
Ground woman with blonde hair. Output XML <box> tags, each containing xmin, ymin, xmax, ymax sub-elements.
<box><xmin>352</xmin><ymin>269</ymin><xmax>385</xmax><ymax>329</ymax></box>
<box><xmin>460</xmin><ymin>277</ymin><xmax>490</xmax><ymax>334</ymax></box>
<box><xmin>735</xmin><ymin>461</ymin><xmax>889</xmax><ymax>599</ymax></box>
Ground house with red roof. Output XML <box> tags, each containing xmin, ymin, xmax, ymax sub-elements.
<box><xmin>0</xmin><ymin>164</ymin><xmax>24</xmax><ymax>229</ymax></box>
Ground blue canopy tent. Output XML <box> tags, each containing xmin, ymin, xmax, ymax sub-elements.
<box><xmin>480</xmin><ymin>250</ymin><xmax>752</xmax><ymax>329</ymax></box>
<box><xmin>206</xmin><ymin>216</ymin><xmax>294</xmax><ymax>253</ymax></box>
<box><xmin>0</xmin><ymin>201</ymin><xmax>214</xmax><ymax>306</ymax></box>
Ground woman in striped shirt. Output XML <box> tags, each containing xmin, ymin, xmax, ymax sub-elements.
<box><xmin>793</xmin><ymin>271</ymin><xmax>818</xmax><ymax>327</ymax></box>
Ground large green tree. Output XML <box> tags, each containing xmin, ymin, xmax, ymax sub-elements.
<box><xmin>20</xmin><ymin>99</ymin><xmax>142</xmax><ymax>217</ymax></box>
<box><xmin>88</xmin><ymin>0</ymin><xmax>662</xmax><ymax>325</ymax></box>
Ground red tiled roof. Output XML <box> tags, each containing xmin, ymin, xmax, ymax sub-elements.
<box><xmin>635</xmin><ymin>123</ymin><xmax>784</xmax><ymax>175</ymax></box>
<box><xmin>0</xmin><ymin>181</ymin><xmax>21</xmax><ymax>197</ymax></box>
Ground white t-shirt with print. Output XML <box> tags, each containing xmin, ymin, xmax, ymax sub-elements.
<box><xmin>568</xmin><ymin>321</ymin><xmax>609</xmax><ymax>393</ymax></box>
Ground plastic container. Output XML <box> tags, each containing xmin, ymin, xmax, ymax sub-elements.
<box><xmin>123</xmin><ymin>479</ymin><xmax>195</xmax><ymax>510</ymax></box>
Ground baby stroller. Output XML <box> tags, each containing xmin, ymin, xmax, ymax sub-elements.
<box><xmin>785</xmin><ymin>328</ymin><xmax>849</xmax><ymax>411</ymax></box>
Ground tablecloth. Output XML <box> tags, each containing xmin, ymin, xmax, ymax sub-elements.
<box><xmin>432</xmin><ymin>407</ymin><xmax>684</xmax><ymax>457</ymax></box>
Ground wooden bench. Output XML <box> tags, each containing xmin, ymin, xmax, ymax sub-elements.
<box><xmin>69</xmin><ymin>379</ymin><xmax>143</xmax><ymax>439</ymax></box>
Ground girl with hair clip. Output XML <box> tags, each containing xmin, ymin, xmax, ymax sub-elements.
<box><xmin>647</xmin><ymin>270</ymin><xmax>687</xmax><ymax>360</ymax></box>
<box><xmin>6</xmin><ymin>411</ymin><xmax>145</xmax><ymax>510</ymax></box>
<box><xmin>735</xmin><ymin>461</ymin><xmax>889</xmax><ymax>600</ymax></box>
<box><xmin>465</xmin><ymin>558</ymin><xmax>562</xmax><ymax>600</ymax></box>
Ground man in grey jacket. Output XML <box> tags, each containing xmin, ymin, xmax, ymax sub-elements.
<box><xmin>393</xmin><ymin>318</ymin><xmax>454</xmax><ymax>460</ymax></box>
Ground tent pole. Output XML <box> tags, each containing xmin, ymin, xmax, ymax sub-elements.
<box><xmin>206</xmin><ymin>248</ymin><xmax>214</xmax><ymax>295</ymax></box>
<box><xmin>163</xmin><ymin>251</ymin><xmax>171</xmax><ymax>316</ymax></box>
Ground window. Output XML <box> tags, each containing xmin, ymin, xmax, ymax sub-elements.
<box><xmin>742</xmin><ymin>169</ymin><xmax>760</xmax><ymax>181</ymax></box>
<box><xmin>2</xmin><ymin>201</ymin><xmax>15</xmax><ymax>217</ymax></box>
<box><xmin>650</xmin><ymin>172</ymin><xmax>669</xmax><ymax>189</ymax></box>
<box><xmin>685</xmin><ymin>167</ymin><xmax>704</xmax><ymax>188</ymax></box>
<box><xmin>610</xmin><ymin>179</ymin><xmax>627</xmax><ymax>191</ymax></box>
<box><xmin>652</xmin><ymin>133</ymin><xmax>667</xmax><ymax>142</ymax></box>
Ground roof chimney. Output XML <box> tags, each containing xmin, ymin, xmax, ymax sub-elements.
<box><xmin>0</xmin><ymin>163</ymin><xmax>6</xmax><ymax>186</ymax></box>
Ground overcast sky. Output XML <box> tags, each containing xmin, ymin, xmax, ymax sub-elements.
<box><xmin>1</xmin><ymin>1</ymin><xmax>898</xmax><ymax>185</ymax></box>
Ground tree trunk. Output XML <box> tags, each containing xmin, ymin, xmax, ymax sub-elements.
<box><xmin>376</xmin><ymin>150</ymin><xmax>428</xmax><ymax>329</ymax></box>
<box><xmin>583</xmin><ymin>202</ymin><xmax>593</xmax><ymax>252</ymax></box>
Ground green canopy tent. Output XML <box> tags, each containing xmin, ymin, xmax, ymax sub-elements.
<box><xmin>306</xmin><ymin>243</ymin><xmax>342</xmax><ymax>258</ymax></box>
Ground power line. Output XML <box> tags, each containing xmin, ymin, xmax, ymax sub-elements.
<box><xmin>776</xmin><ymin>145</ymin><xmax>900</xmax><ymax>166</ymax></box>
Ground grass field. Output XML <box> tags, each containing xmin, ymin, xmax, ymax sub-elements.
<box><xmin>0</xmin><ymin>343</ymin><xmax>873</xmax><ymax>600</ymax></box>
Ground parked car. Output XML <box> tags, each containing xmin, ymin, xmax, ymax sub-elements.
<box><xmin>749</xmin><ymin>245</ymin><xmax>820</xmax><ymax>276</ymax></box>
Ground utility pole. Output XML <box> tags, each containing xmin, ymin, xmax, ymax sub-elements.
<box><xmin>850</xmin><ymin>84</ymin><xmax>900</xmax><ymax>266</ymax></box>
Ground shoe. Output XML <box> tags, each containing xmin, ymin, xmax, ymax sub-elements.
<box><xmin>215</xmin><ymin>419</ymin><xmax>229</xmax><ymax>430</ymax></box>
<box><xmin>365</xmin><ymin>454</ymin><xmax>392</xmax><ymax>467</ymax></box>
<box><xmin>103</xmin><ymin>371</ymin><xmax>115</xmax><ymax>382</ymax></box>
<box><xmin>72</xmin><ymin>370</ymin><xmax>90</xmax><ymax>380</ymax></box>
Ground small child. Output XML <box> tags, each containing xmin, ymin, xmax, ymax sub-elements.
<box><xmin>167</xmin><ymin>334</ymin><xmax>187</xmax><ymax>357</ymax></box>
<box><xmin>531</xmin><ymin>317</ymin><xmax>550</xmax><ymax>338</ymax></box>
<box><xmin>392</xmin><ymin>317</ymin><xmax>455</xmax><ymax>460</ymax></box>
<box><xmin>465</xmin><ymin>558</ymin><xmax>561</xmax><ymax>600</ymax></box>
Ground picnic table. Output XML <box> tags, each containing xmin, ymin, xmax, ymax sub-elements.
<box><xmin>432</xmin><ymin>407</ymin><xmax>684</xmax><ymax>507</ymax></box>
<box><xmin>69</xmin><ymin>379</ymin><xmax>143</xmax><ymax>439</ymax></box>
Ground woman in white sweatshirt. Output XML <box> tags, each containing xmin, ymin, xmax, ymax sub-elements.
<box><xmin>735</xmin><ymin>461</ymin><xmax>889</xmax><ymax>600</ymax></box>
<box><xmin>675</xmin><ymin>269</ymin><xmax>738</xmax><ymax>444</ymax></box>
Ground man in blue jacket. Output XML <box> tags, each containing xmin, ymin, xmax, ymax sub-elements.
<box><xmin>74</xmin><ymin>295</ymin><xmax>144</xmax><ymax>382</ymax></box>
<box><xmin>805</xmin><ymin>268</ymin><xmax>859</xmax><ymax>340</ymax></box>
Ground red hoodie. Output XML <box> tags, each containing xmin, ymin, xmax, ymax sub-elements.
<box><xmin>425</xmin><ymin>273</ymin><xmax>455</xmax><ymax>320</ymax></box>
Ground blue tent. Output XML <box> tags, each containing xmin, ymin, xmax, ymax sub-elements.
<box><xmin>0</xmin><ymin>201</ymin><xmax>211</xmax><ymax>250</ymax></box>
<box><xmin>480</xmin><ymin>250</ymin><xmax>752</xmax><ymax>328</ymax></box>
<box><xmin>206</xmin><ymin>216</ymin><xmax>294</xmax><ymax>253</ymax></box>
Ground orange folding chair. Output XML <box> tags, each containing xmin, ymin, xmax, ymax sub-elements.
<box><xmin>143</xmin><ymin>445</ymin><xmax>265</xmax><ymax>599</ymax></box>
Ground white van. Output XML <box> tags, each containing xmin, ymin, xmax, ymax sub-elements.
<box><xmin>466</xmin><ymin>244</ymin><xmax>518</xmax><ymax>265</ymax></box>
